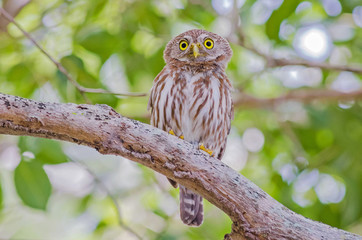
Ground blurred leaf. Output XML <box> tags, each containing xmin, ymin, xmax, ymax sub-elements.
<box><xmin>6</xmin><ymin>63</ymin><xmax>37</xmax><ymax>97</ymax></box>
<box><xmin>83</xmin><ymin>0</ymin><xmax>108</xmax><ymax>21</ymax></box>
<box><xmin>77</xmin><ymin>31</ymin><xmax>119</xmax><ymax>62</ymax></box>
<box><xmin>58</xmin><ymin>55</ymin><xmax>118</xmax><ymax>106</ymax></box>
<box><xmin>18</xmin><ymin>137</ymin><xmax>68</xmax><ymax>165</ymax></box>
<box><xmin>266</xmin><ymin>0</ymin><xmax>301</xmax><ymax>42</ymax></box>
<box><xmin>14</xmin><ymin>160</ymin><xmax>52</xmax><ymax>210</ymax></box>
<box><xmin>339</xmin><ymin>0</ymin><xmax>362</xmax><ymax>12</ymax></box>
<box><xmin>77</xmin><ymin>194</ymin><xmax>92</xmax><ymax>214</ymax></box>
<box><xmin>60</xmin><ymin>55</ymin><xmax>98</xmax><ymax>86</ymax></box>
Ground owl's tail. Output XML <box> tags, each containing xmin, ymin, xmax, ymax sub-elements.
<box><xmin>179</xmin><ymin>185</ymin><xmax>203</xmax><ymax>226</ymax></box>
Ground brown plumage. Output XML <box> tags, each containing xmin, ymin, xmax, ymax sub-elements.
<box><xmin>148</xmin><ymin>29</ymin><xmax>233</xmax><ymax>226</ymax></box>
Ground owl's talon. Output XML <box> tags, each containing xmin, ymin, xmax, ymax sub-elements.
<box><xmin>200</xmin><ymin>144</ymin><xmax>213</xmax><ymax>156</ymax></box>
<box><xmin>169</xmin><ymin>129</ymin><xmax>184</xmax><ymax>140</ymax></box>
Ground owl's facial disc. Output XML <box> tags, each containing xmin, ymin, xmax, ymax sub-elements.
<box><xmin>164</xmin><ymin>29</ymin><xmax>232</xmax><ymax>67</ymax></box>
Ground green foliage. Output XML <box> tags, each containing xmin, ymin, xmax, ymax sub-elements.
<box><xmin>266</xmin><ymin>0</ymin><xmax>301</xmax><ymax>42</ymax></box>
<box><xmin>18</xmin><ymin>137</ymin><xmax>68</xmax><ymax>165</ymax></box>
<box><xmin>14</xmin><ymin>159</ymin><xmax>51</xmax><ymax>210</ymax></box>
<box><xmin>7</xmin><ymin>64</ymin><xmax>37</xmax><ymax>97</ymax></box>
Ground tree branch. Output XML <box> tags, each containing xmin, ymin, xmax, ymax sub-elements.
<box><xmin>0</xmin><ymin>93</ymin><xmax>360</xmax><ymax>239</ymax></box>
<box><xmin>266</xmin><ymin>58</ymin><xmax>362</xmax><ymax>74</ymax></box>
<box><xmin>230</xmin><ymin>28</ymin><xmax>362</xmax><ymax>75</ymax></box>
<box><xmin>235</xmin><ymin>88</ymin><xmax>362</xmax><ymax>109</ymax></box>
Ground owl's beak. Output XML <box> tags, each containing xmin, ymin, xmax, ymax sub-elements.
<box><xmin>191</xmin><ymin>43</ymin><xmax>200</xmax><ymax>58</ymax></box>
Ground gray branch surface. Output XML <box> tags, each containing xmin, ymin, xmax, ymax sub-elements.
<box><xmin>0</xmin><ymin>93</ymin><xmax>360</xmax><ymax>240</ymax></box>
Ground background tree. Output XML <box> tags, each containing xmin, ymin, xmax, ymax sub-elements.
<box><xmin>0</xmin><ymin>0</ymin><xmax>361</xmax><ymax>239</ymax></box>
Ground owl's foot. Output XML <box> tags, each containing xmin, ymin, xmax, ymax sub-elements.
<box><xmin>200</xmin><ymin>144</ymin><xmax>213</xmax><ymax>156</ymax></box>
<box><xmin>169</xmin><ymin>129</ymin><xmax>184</xmax><ymax>140</ymax></box>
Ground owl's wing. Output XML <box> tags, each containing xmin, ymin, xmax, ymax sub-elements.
<box><xmin>228</xmin><ymin>86</ymin><xmax>234</xmax><ymax>133</ymax></box>
<box><xmin>148</xmin><ymin>67</ymin><xmax>168</xmax><ymax>112</ymax></box>
<box><xmin>148</xmin><ymin>67</ymin><xmax>178</xmax><ymax>188</ymax></box>
<box><xmin>147</xmin><ymin>87</ymin><xmax>154</xmax><ymax>111</ymax></box>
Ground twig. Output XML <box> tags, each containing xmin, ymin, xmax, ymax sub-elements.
<box><xmin>268</xmin><ymin>58</ymin><xmax>362</xmax><ymax>74</ymax></box>
<box><xmin>234</xmin><ymin>88</ymin><xmax>362</xmax><ymax>108</ymax></box>
<box><xmin>69</xmin><ymin>158</ymin><xmax>143</xmax><ymax>240</ymax></box>
<box><xmin>277</xmin><ymin>118</ymin><xmax>309</xmax><ymax>169</ymax></box>
<box><xmin>231</xmin><ymin>28</ymin><xmax>362</xmax><ymax>74</ymax></box>
<box><xmin>0</xmin><ymin>7</ymin><xmax>147</xmax><ymax>98</ymax></box>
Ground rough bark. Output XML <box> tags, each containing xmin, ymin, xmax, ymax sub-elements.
<box><xmin>0</xmin><ymin>93</ymin><xmax>360</xmax><ymax>240</ymax></box>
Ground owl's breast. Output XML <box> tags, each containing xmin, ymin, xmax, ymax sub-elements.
<box><xmin>150</xmin><ymin>66</ymin><xmax>233</xmax><ymax>157</ymax></box>
<box><xmin>177</xmin><ymin>71</ymin><xmax>227</xmax><ymax>145</ymax></box>
<box><xmin>179</xmin><ymin>72</ymin><xmax>205</xmax><ymax>142</ymax></box>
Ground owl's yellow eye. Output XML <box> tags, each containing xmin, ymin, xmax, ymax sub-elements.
<box><xmin>179</xmin><ymin>40</ymin><xmax>188</xmax><ymax>51</ymax></box>
<box><xmin>204</xmin><ymin>39</ymin><xmax>214</xmax><ymax>49</ymax></box>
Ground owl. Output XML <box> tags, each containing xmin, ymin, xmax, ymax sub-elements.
<box><xmin>148</xmin><ymin>29</ymin><xmax>233</xmax><ymax>226</ymax></box>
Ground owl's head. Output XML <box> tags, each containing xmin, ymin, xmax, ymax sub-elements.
<box><xmin>163</xmin><ymin>29</ymin><xmax>232</xmax><ymax>69</ymax></box>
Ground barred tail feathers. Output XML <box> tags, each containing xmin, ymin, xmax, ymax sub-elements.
<box><xmin>179</xmin><ymin>185</ymin><xmax>203</xmax><ymax>226</ymax></box>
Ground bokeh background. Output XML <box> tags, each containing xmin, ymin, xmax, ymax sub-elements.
<box><xmin>0</xmin><ymin>0</ymin><xmax>362</xmax><ymax>239</ymax></box>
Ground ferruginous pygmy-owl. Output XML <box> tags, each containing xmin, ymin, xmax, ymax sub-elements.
<box><xmin>148</xmin><ymin>29</ymin><xmax>233</xmax><ymax>226</ymax></box>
